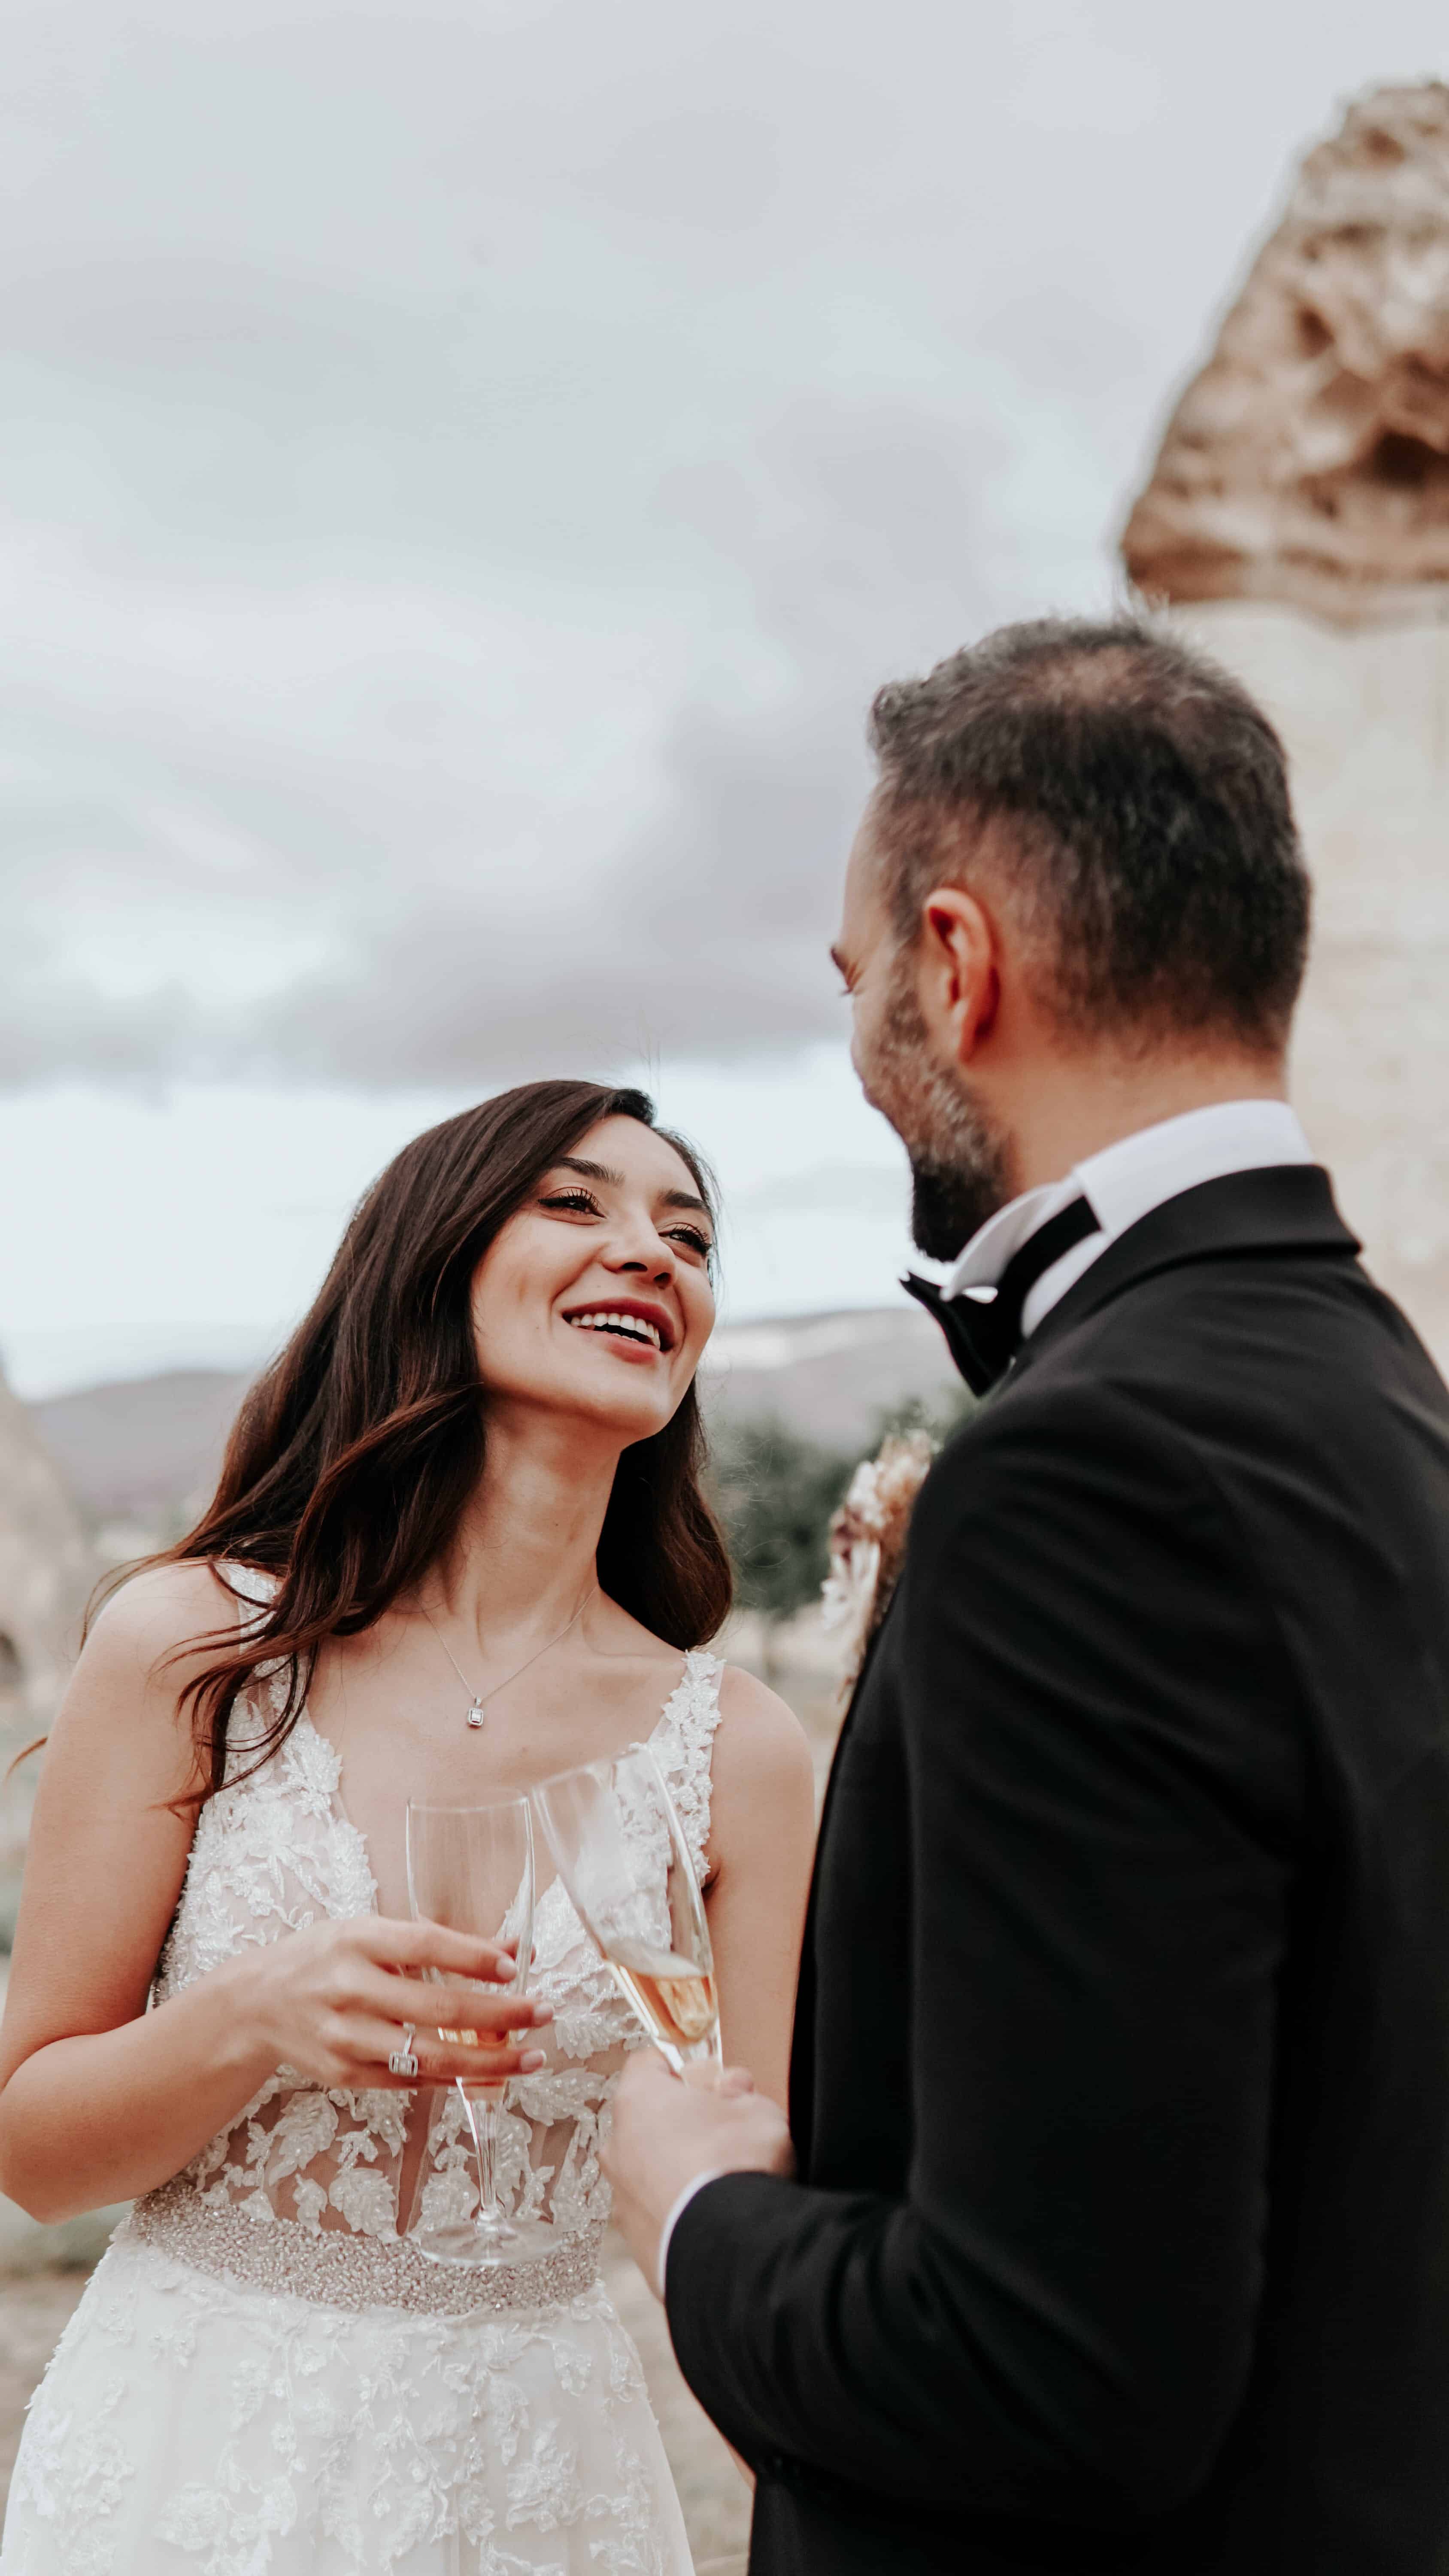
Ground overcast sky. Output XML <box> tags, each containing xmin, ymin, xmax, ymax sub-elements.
<box><xmin>1</xmin><ymin>0</ymin><xmax>1444</xmax><ymax>1394</ymax></box>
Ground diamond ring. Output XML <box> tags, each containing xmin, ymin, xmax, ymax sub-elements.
<box><xmin>388</xmin><ymin>2023</ymin><xmax>419</xmax><ymax>2079</ymax></box>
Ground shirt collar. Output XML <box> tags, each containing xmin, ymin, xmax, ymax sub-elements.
<box><xmin>945</xmin><ymin>1176</ymin><xmax>1080</xmax><ymax>1298</ymax></box>
<box><xmin>944</xmin><ymin>1100</ymin><xmax>1314</xmax><ymax>1303</ymax></box>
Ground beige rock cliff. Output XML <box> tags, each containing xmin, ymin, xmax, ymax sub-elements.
<box><xmin>1120</xmin><ymin>81</ymin><xmax>1449</xmax><ymax>1367</ymax></box>
<box><xmin>0</xmin><ymin>1371</ymin><xmax>89</xmax><ymax>1740</ymax></box>
<box><xmin>1123</xmin><ymin>82</ymin><xmax>1449</xmax><ymax>625</ymax></box>
<box><xmin>0</xmin><ymin>1365</ymin><xmax>91</xmax><ymax>1915</ymax></box>
<box><xmin>1166</xmin><ymin>602</ymin><xmax>1449</xmax><ymax>1366</ymax></box>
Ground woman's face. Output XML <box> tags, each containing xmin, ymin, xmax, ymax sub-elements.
<box><xmin>469</xmin><ymin>1115</ymin><xmax>717</xmax><ymax>1443</ymax></box>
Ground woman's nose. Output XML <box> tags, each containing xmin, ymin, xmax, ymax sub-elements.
<box><xmin>607</xmin><ymin>1233</ymin><xmax>675</xmax><ymax>1285</ymax></box>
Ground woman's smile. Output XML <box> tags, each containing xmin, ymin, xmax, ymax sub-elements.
<box><xmin>561</xmin><ymin>1295</ymin><xmax>677</xmax><ymax>1359</ymax></box>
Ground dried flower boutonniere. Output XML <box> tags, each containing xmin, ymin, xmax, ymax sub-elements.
<box><xmin>820</xmin><ymin>1427</ymin><xmax>936</xmax><ymax>1696</ymax></box>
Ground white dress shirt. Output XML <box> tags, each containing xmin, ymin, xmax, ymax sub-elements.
<box><xmin>654</xmin><ymin>1099</ymin><xmax>1314</xmax><ymax>2296</ymax></box>
<box><xmin>944</xmin><ymin>1097</ymin><xmax>1313</xmax><ymax>1337</ymax></box>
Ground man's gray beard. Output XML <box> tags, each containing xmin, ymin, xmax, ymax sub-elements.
<box><xmin>871</xmin><ymin>966</ymin><xmax>1011</xmax><ymax>1263</ymax></box>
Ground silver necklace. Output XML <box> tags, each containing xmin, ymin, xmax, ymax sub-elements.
<box><xmin>421</xmin><ymin>1583</ymin><xmax>596</xmax><ymax>1730</ymax></box>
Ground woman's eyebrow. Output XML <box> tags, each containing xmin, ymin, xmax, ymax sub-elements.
<box><xmin>660</xmin><ymin>1188</ymin><xmax>710</xmax><ymax>1218</ymax></box>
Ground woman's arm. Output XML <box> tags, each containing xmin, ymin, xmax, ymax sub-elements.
<box><xmin>704</xmin><ymin>1668</ymin><xmax>817</xmax><ymax>2109</ymax></box>
<box><xmin>0</xmin><ymin>1563</ymin><xmax>549</xmax><ymax>2224</ymax></box>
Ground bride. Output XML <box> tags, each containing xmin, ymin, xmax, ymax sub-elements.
<box><xmin>0</xmin><ymin>1078</ymin><xmax>816</xmax><ymax>2575</ymax></box>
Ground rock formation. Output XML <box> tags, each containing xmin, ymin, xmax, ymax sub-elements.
<box><xmin>0</xmin><ymin>1370</ymin><xmax>89</xmax><ymax>1732</ymax></box>
<box><xmin>1119</xmin><ymin>81</ymin><xmax>1449</xmax><ymax>1370</ymax></box>
<box><xmin>1122</xmin><ymin>82</ymin><xmax>1449</xmax><ymax>624</ymax></box>
<box><xmin>0</xmin><ymin>1363</ymin><xmax>91</xmax><ymax>1877</ymax></box>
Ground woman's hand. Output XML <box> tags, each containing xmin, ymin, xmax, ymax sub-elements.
<box><xmin>235</xmin><ymin>1914</ymin><xmax>552</xmax><ymax>2091</ymax></box>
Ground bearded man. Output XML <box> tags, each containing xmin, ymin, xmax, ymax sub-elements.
<box><xmin>605</xmin><ymin>616</ymin><xmax>1449</xmax><ymax>2576</ymax></box>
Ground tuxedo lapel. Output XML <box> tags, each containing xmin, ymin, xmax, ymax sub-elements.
<box><xmin>788</xmin><ymin>1598</ymin><xmax>896</xmax><ymax>2168</ymax></box>
<box><xmin>1012</xmin><ymin>1162</ymin><xmax>1357</xmax><ymax>1378</ymax></box>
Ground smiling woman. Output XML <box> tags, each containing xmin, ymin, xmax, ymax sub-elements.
<box><xmin>142</xmin><ymin>1079</ymin><xmax>732</xmax><ymax>1797</ymax></box>
<box><xmin>0</xmin><ymin>1076</ymin><xmax>817</xmax><ymax>2575</ymax></box>
<box><xmin>467</xmin><ymin>1120</ymin><xmax>719</xmax><ymax>1483</ymax></box>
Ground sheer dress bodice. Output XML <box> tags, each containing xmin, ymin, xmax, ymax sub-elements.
<box><xmin>132</xmin><ymin>1567</ymin><xmax>725</xmax><ymax>2318</ymax></box>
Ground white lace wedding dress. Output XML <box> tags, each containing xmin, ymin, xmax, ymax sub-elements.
<box><xmin>1</xmin><ymin>1568</ymin><xmax>722</xmax><ymax>2576</ymax></box>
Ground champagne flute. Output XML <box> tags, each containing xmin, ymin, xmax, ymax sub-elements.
<box><xmin>405</xmin><ymin>1793</ymin><xmax>536</xmax><ymax>2265</ymax></box>
<box><xmin>532</xmin><ymin>1744</ymin><xmax>720</xmax><ymax>2071</ymax></box>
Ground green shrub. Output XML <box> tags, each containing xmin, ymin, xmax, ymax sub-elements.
<box><xmin>708</xmin><ymin>1419</ymin><xmax>853</xmax><ymax>1625</ymax></box>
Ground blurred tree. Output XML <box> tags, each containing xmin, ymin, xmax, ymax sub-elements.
<box><xmin>869</xmin><ymin>1383</ymin><xmax>977</xmax><ymax>1446</ymax></box>
<box><xmin>709</xmin><ymin>1383</ymin><xmax>976</xmax><ymax>1675</ymax></box>
<box><xmin>709</xmin><ymin>1419</ymin><xmax>852</xmax><ymax>1668</ymax></box>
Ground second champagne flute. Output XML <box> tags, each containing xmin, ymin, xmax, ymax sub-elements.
<box><xmin>532</xmin><ymin>1744</ymin><xmax>720</xmax><ymax>2072</ymax></box>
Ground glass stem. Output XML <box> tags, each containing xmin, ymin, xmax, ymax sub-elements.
<box><xmin>458</xmin><ymin>2079</ymin><xmax>503</xmax><ymax>2229</ymax></box>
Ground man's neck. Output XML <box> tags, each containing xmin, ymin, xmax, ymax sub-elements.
<box><xmin>1003</xmin><ymin>1055</ymin><xmax>1289</xmax><ymax>1197</ymax></box>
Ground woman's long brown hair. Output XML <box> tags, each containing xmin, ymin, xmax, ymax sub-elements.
<box><xmin>135</xmin><ymin>1079</ymin><xmax>732</xmax><ymax>1800</ymax></box>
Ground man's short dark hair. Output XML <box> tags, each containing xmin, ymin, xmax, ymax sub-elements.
<box><xmin>867</xmin><ymin>615</ymin><xmax>1311</xmax><ymax>1052</ymax></box>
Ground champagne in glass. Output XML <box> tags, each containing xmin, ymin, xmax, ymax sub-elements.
<box><xmin>605</xmin><ymin>1938</ymin><xmax>718</xmax><ymax>2059</ymax></box>
<box><xmin>532</xmin><ymin>1744</ymin><xmax>720</xmax><ymax>2071</ymax></box>
<box><xmin>405</xmin><ymin>1793</ymin><xmax>540</xmax><ymax>2266</ymax></box>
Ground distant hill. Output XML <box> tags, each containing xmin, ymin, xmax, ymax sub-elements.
<box><xmin>26</xmin><ymin>1305</ymin><xmax>960</xmax><ymax>1528</ymax></box>
<box><xmin>29</xmin><ymin>1368</ymin><xmax>253</xmax><ymax>1528</ymax></box>
<box><xmin>699</xmin><ymin>1305</ymin><xmax>958</xmax><ymax>1450</ymax></box>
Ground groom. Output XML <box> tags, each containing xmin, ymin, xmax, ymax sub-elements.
<box><xmin>605</xmin><ymin>616</ymin><xmax>1449</xmax><ymax>2574</ymax></box>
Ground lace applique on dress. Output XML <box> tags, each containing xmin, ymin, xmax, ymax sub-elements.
<box><xmin>138</xmin><ymin>1568</ymin><xmax>726</xmax><ymax>2298</ymax></box>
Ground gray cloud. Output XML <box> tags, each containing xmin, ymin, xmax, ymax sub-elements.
<box><xmin>1</xmin><ymin>0</ymin><xmax>1442</xmax><ymax>1091</ymax></box>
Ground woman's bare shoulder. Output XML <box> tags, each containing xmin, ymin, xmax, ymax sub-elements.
<box><xmin>712</xmin><ymin>1663</ymin><xmax>815</xmax><ymax>1792</ymax></box>
<box><xmin>85</xmin><ymin>1558</ymin><xmax>244</xmax><ymax>1683</ymax></box>
<box><xmin>594</xmin><ymin>1600</ymin><xmax>814</xmax><ymax>1797</ymax></box>
<box><xmin>36</xmin><ymin>1561</ymin><xmax>241</xmax><ymax>1807</ymax></box>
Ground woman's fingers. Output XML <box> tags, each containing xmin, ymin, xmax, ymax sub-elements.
<box><xmin>413</xmin><ymin>1985</ymin><xmax>551</xmax><ymax>2037</ymax></box>
<box><xmin>351</xmin><ymin>1965</ymin><xmax>550</xmax><ymax>2035</ymax></box>
<box><xmin>303</xmin><ymin>1923</ymin><xmax>553</xmax><ymax>2085</ymax></box>
<box><xmin>361</xmin><ymin>1917</ymin><xmax>518</xmax><ymax>1981</ymax></box>
<box><xmin>342</xmin><ymin>2017</ymin><xmax>549</xmax><ymax>2090</ymax></box>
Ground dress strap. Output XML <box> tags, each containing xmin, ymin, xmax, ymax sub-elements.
<box><xmin>212</xmin><ymin>1561</ymin><xmax>285</xmax><ymax>1774</ymax></box>
<box><xmin>653</xmin><ymin>1650</ymin><xmax>725</xmax><ymax>1885</ymax></box>
<box><xmin>217</xmin><ymin>1558</ymin><xmax>279</xmax><ymax>1625</ymax></box>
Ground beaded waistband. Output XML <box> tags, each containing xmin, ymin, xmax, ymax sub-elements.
<box><xmin>129</xmin><ymin>2178</ymin><xmax>603</xmax><ymax>2319</ymax></box>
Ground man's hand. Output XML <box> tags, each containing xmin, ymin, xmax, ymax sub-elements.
<box><xmin>603</xmin><ymin>2048</ymin><xmax>794</xmax><ymax>2296</ymax></box>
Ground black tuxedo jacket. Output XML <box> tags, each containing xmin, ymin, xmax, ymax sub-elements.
<box><xmin>666</xmin><ymin>1166</ymin><xmax>1449</xmax><ymax>2575</ymax></box>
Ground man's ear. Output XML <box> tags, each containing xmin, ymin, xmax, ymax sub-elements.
<box><xmin>919</xmin><ymin>886</ymin><xmax>999</xmax><ymax>1064</ymax></box>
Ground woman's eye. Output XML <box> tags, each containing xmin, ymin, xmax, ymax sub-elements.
<box><xmin>669</xmin><ymin>1227</ymin><xmax>713</xmax><ymax>1259</ymax></box>
<box><xmin>540</xmin><ymin>1189</ymin><xmax>600</xmax><ymax>1216</ymax></box>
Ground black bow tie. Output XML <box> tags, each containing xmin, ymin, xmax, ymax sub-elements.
<box><xmin>903</xmin><ymin>1194</ymin><xmax>1100</xmax><ymax>1394</ymax></box>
